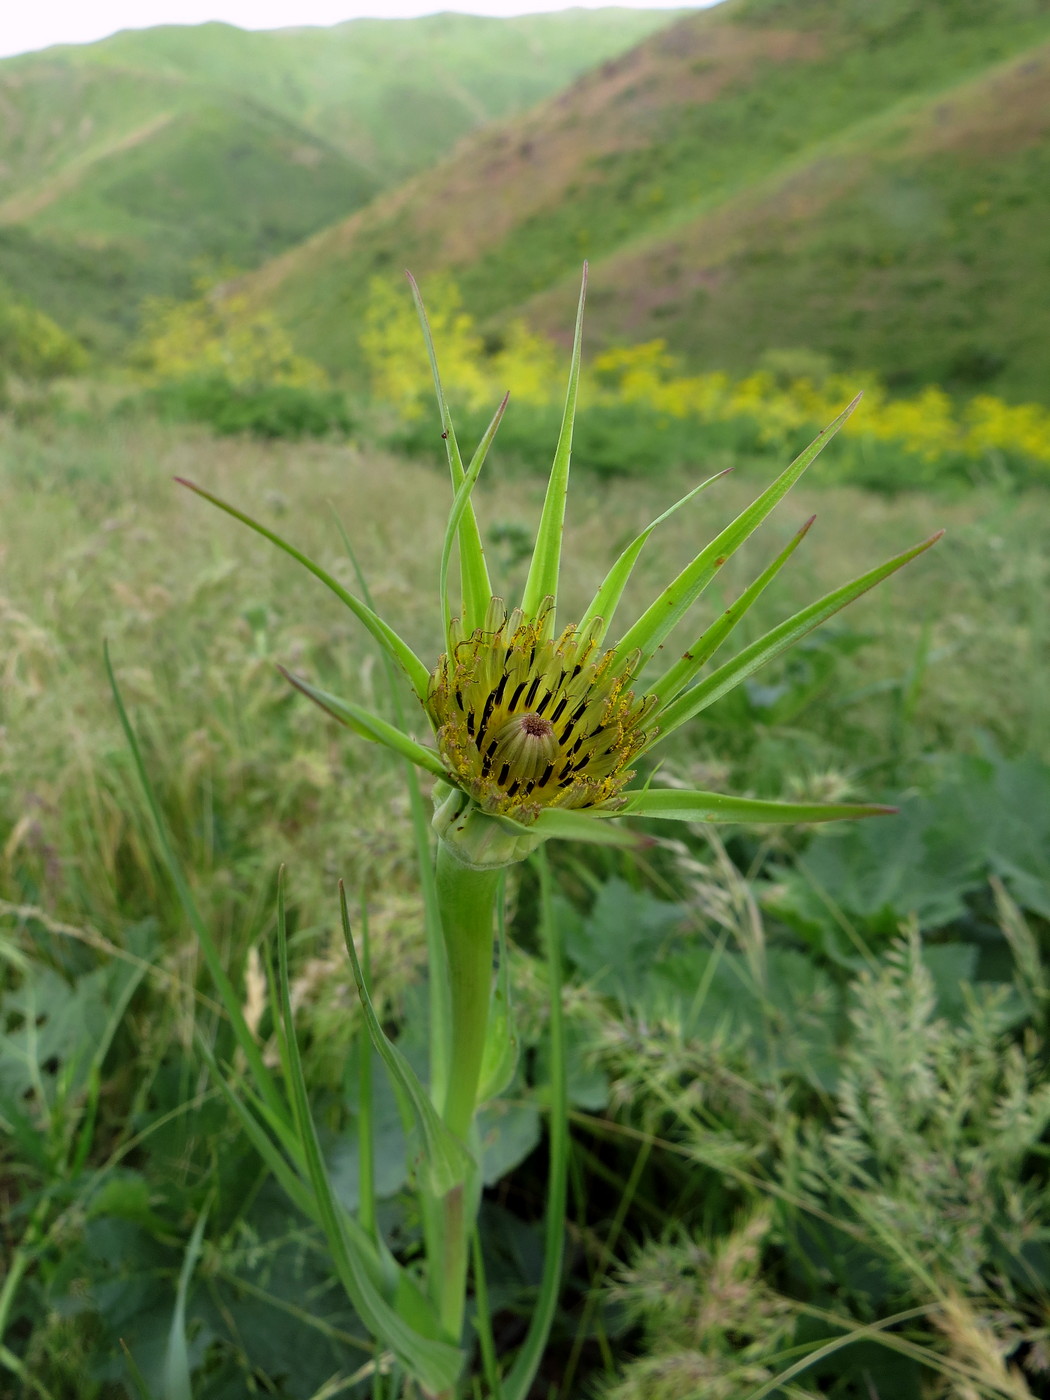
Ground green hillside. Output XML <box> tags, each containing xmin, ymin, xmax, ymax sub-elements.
<box><xmin>0</xmin><ymin>9</ymin><xmax>679</xmax><ymax>352</ymax></box>
<box><xmin>239</xmin><ymin>0</ymin><xmax>1050</xmax><ymax>401</ymax></box>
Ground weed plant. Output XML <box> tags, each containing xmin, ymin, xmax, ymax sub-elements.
<box><xmin>0</xmin><ymin>371</ymin><xmax>1048</xmax><ymax>1394</ymax></box>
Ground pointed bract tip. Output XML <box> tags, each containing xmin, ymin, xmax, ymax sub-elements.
<box><xmin>800</xmin><ymin>514</ymin><xmax>817</xmax><ymax>535</ymax></box>
<box><xmin>871</xmin><ymin>805</ymin><xmax>899</xmax><ymax>817</ymax></box>
<box><xmin>928</xmin><ymin>528</ymin><xmax>947</xmax><ymax>544</ymax></box>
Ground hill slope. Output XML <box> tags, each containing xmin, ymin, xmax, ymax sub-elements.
<box><xmin>0</xmin><ymin>9</ymin><xmax>679</xmax><ymax>352</ymax></box>
<box><xmin>239</xmin><ymin>0</ymin><xmax>1050</xmax><ymax>400</ymax></box>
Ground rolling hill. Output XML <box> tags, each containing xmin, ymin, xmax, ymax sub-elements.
<box><xmin>0</xmin><ymin>8</ymin><xmax>680</xmax><ymax>353</ymax></box>
<box><xmin>237</xmin><ymin>0</ymin><xmax>1050</xmax><ymax>401</ymax></box>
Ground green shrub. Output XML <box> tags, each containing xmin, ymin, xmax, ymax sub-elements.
<box><xmin>145</xmin><ymin>373</ymin><xmax>354</xmax><ymax>440</ymax></box>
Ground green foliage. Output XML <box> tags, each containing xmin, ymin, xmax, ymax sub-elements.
<box><xmin>2</xmin><ymin>413</ymin><xmax>1049</xmax><ymax>1395</ymax></box>
<box><xmin>145</xmin><ymin>374</ymin><xmax>353</xmax><ymax>440</ymax></box>
<box><xmin>0</xmin><ymin>290</ymin><xmax>86</xmax><ymax>388</ymax></box>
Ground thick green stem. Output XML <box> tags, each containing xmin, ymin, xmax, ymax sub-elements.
<box><xmin>431</xmin><ymin>840</ymin><xmax>500</xmax><ymax>1356</ymax></box>
<box><xmin>435</xmin><ymin>842</ymin><xmax>500</xmax><ymax>1144</ymax></box>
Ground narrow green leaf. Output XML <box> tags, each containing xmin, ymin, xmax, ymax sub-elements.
<box><xmin>520</xmin><ymin>264</ymin><xmax>588</xmax><ymax>622</ymax></box>
<box><xmin>276</xmin><ymin>873</ymin><xmax>464</xmax><ymax>1391</ymax></box>
<box><xmin>501</xmin><ymin>849</ymin><xmax>568</xmax><ymax>1400</ymax></box>
<box><xmin>277</xmin><ymin>668</ymin><xmax>451</xmax><ymax>783</ymax></box>
<box><xmin>620</xmin><ymin>789</ymin><xmax>897</xmax><ymax>824</ymax></box>
<box><xmin>579</xmin><ymin>468</ymin><xmax>730</xmax><ymax>642</ymax></box>
<box><xmin>198</xmin><ymin>1042</ymin><xmax>319</xmax><ymax>1224</ymax></box>
<box><xmin>120</xmin><ymin>1341</ymin><xmax>154</xmax><ymax>1400</ymax></box>
<box><xmin>357</xmin><ymin>896</ymin><xmax>377</xmax><ymax>1245</ymax></box>
<box><xmin>339</xmin><ymin>883</ymin><xmax>473</xmax><ymax>1197</ymax></box>
<box><xmin>650</xmin><ymin>515</ymin><xmax>814</xmax><ymax>708</ymax></box>
<box><xmin>441</xmin><ymin>393</ymin><xmax>508</xmax><ymax>643</ymax></box>
<box><xmin>655</xmin><ymin>530</ymin><xmax>944</xmax><ymax>738</ymax></box>
<box><xmin>176</xmin><ymin>478</ymin><xmax>431</xmax><ymax>702</ymax></box>
<box><xmin>530</xmin><ymin>806</ymin><xmax>643</xmax><ymax>848</ymax></box>
<box><xmin>162</xmin><ymin>1204</ymin><xmax>209</xmax><ymax>1400</ymax></box>
<box><xmin>106</xmin><ymin>645</ymin><xmax>286</xmax><ymax>1125</ymax></box>
<box><xmin>329</xmin><ymin>508</ymin><xmax>451</xmax><ymax>1112</ymax></box>
<box><xmin>617</xmin><ymin>396</ymin><xmax>861</xmax><ymax>669</ymax></box>
<box><xmin>471</xmin><ymin>1230</ymin><xmax>504</xmax><ymax>1400</ymax></box>
<box><xmin>407</xmin><ymin>271</ymin><xmax>492</xmax><ymax>631</ymax></box>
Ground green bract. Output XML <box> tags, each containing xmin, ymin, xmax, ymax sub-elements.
<box><xmin>179</xmin><ymin>265</ymin><xmax>941</xmax><ymax>872</ymax></box>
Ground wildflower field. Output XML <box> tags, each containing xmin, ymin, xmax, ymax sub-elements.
<box><xmin>2</xmin><ymin>347</ymin><xmax>1049</xmax><ymax>1399</ymax></box>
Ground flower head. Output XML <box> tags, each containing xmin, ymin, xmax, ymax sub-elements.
<box><xmin>178</xmin><ymin>265</ymin><xmax>942</xmax><ymax>870</ymax></box>
<box><xmin>428</xmin><ymin>596</ymin><xmax>656</xmax><ymax>822</ymax></box>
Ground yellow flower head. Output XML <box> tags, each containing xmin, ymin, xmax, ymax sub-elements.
<box><xmin>428</xmin><ymin>597</ymin><xmax>657</xmax><ymax>821</ymax></box>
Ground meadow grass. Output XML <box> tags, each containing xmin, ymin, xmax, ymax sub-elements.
<box><xmin>1</xmin><ymin>410</ymin><xmax>1048</xmax><ymax>1396</ymax></box>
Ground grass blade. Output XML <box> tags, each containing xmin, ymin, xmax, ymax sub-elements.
<box><xmin>339</xmin><ymin>884</ymin><xmax>472</xmax><ymax>1196</ymax></box>
<box><xmin>501</xmin><ymin>848</ymin><xmax>569</xmax><ymax>1400</ymax></box>
<box><xmin>176</xmin><ymin>478</ymin><xmax>431</xmax><ymax>701</ymax></box>
<box><xmin>106</xmin><ymin>644</ymin><xmax>286</xmax><ymax>1124</ymax></box>
<box><xmin>356</xmin><ymin>896</ymin><xmax>377</xmax><ymax>1245</ymax></box>
<box><xmin>275</xmin><ymin>872</ymin><xmax>464</xmax><ymax>1390</ymax></box>
<box><xmin>520</xmin><ymin>264</ymin><xmax>588</xmax><ymax>621</ymax></box>
<box><xmin>579</xmin><ymin>467</ymin><xmax>730</xmax><ymax>642</ymax></box>
<box><xmin>407</xmin><ymin>271</ymin><xmax>492</xmax><ymax>631</ymax></box>
<box><xmin>620</xmin><ymin>789</ymin><xmax>896</xmax><ymax>824</ymax></box>
<box><xmin>654</xmin><ymin>530</ymin><xmax>944</xmax><ymax>738</ymax></box>
<box><xmin>277</xmin><ymin>668</ymin><xmax>450</xmax><ymax>782</ymax></box>
<box><xmin>162</xmin><ymin>1202</ymin><xmax>209</xmax><ymax>1400</ymax></box>
<box><xmin>649</xmin><ymin>515</ymin><xmax>814</xmax><ymax>707</ymax></box>
<box><xmin>329</xmin><ymin>509</ymin><xmax>451</xmax><ymax>1114</ymax></box>
<box><xmin>441</xmin><ymin>393</ymin><xmax>509</xmax><ymax>642</ymax></box>
<box><xmin>120</xmin><ymin>1341</ymin><xmax>154</xmax><ymax>1400</ymax></box>
<box><xmin>617</xmin><ymin>396</ymin><xmax>861</xmax><ymax>668</ymax></box>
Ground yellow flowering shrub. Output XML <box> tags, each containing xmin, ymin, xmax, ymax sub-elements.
<box><xmin>136</xmin><ymin>289</ymin><xmax>328</xmax><ymax>389</ymax></box>
<box><xmin>360</xmin><ymin>281</ymin><xmax>1050</xmax><ymax>484</ymax></box>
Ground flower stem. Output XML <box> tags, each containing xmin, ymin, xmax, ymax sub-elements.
<box><xmin>433</xmin><ymin>839</ymin><xmax>500</xmax><ymax>1352</ymax></box>
<box><xmin>435</xmin><ymin>841</ymin><xmax>500</xmax><ymax>1144</ymax></box>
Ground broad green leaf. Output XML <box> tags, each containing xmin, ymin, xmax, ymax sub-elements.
<box><xmin>520</xmin><ymin>265</ymin><xmax>587</xmax><ymax>622</ymax></box>
<box><xmin>620</xmin><ymin>788</ymin><xmax>896</xmax><ymax>824</ymax></box>
<box><xmin>277</xmin><ymin>668</ymin><xmax>451</xmax><ymax>783</ymax></box>
<box><xmin>616</xmin><ymin>396</ymin><xmax>861</xmax><ymax>668</ymax></box>
<box><xmin>407</xmin><ymin>271</ymin><xmax>492</xmax><ymax>631</ymax></box>
<box><xmin>275</xmin><ymin>875</ymin><xmax>464</xmax><ymax>1390</ymax></box>
<box><xmin>162</xmin><ymin>1203</ymin><xmax>209</xmax><ymax>1400</ymax></box>
<box><xmin>530</xmin><ymin>806</ymin><xmax>642</xmax><ymax>848</ymax></box>
<box><xmin>654</xmin><ymin>531</ymin><xmax>943</xmax><ymax>738</ymax></box>
<box><xmin>441</xmin><ymin>393</ymin><xmax>508</xmax><ymax>642</ymax></box>
<box><xmin>650</xmin><ymin>515</ymin><xmax>814</xmax><ymax>707</ymax></box>
<box><xmin>339</xmin><ymin>884</ymin><xmax>472</xmax><ymax>1197</ymax></box>
<box><xmin>579</xmin><ymin>467</ymin><xmax>731</xmax><ymax>643</ymax></box>
<box><xmin>176</xmin><ymin>479</ymin><xmax>431</xmax><ymax>702</ymax></box>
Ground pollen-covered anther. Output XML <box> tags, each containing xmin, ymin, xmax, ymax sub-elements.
<box><xmin>491</xmin><ymin>712</ymin><xmax>559</xmax><ymax>784</ymax></box>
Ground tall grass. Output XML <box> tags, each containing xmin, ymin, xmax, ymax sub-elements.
<box><xmin>1</xmin><ymin>410</ymin><xmax>1048</xmax><ymax>1395</ymax></box>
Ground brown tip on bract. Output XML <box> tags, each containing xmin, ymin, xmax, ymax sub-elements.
<box><xmin>800</xmin><ymin>514</ymin><xmax>817</xmax><ymax>534</ymax></box>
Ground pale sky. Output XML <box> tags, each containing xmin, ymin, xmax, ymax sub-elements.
<box><xmin>0</xmin><ymin>1</ymin><xmax>720</xmax><ymax>61</ymax></box>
